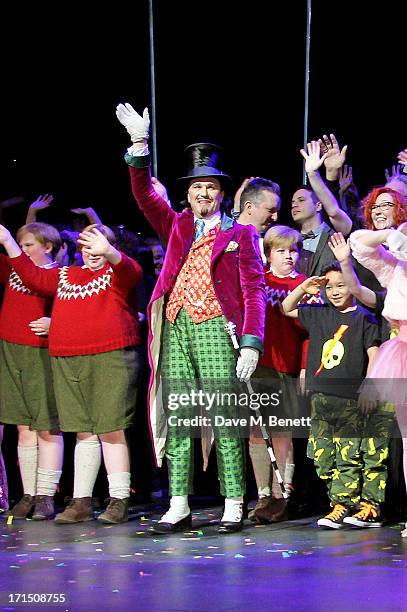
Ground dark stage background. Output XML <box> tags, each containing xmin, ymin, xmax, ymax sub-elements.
<box><xmin>0</xmin><ymin>1</ymin><xmax>405</xmax><ymax>233</ymax></box>
<box><xmin>0</xmin><ymin>2</ymin><xmax>406</xmax><ymax>508</ymax></box>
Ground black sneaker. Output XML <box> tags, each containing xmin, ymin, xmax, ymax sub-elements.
<box><xmin>343</xmin><ymin>501</ymin><xmax>382</xmax><ymax>528</ymax></box>
<box><xmin>317</xmin><ymin>503</ymin><xmax>351</xmax><ymax>529</ymax></box>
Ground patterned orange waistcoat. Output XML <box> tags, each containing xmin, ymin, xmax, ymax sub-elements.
<box><xmin>166</xmin><ymin>226</ymin><xmax>223</xmax><ymax>324</ymax></box>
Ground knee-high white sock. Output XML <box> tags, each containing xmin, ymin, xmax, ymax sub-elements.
<box><xmin>36</xmin><ymin>468</ymin><xmax>62</xmax><ymax>497</ymax></box>
<box><xmin>17</xmin><ymin>446</ymin><xmax>38</xmax><ymax>496</ymax></box>
<box><xmin>249</xmin><ymin>443</ymin><xmax>272</xmax><ymax>498</ymax></box>
<box><xmin>285</xmin><ymin>463</ymin><xmax>295</xmax><ymax>486</ymax></box>
<box><xmin>107</xmin><ymin>472</ymin><xmax>130</xmax><ymax>499</ymax></box>
<box><xmin>73</xmin><ymin>439</ymin><xmax>102</xmax><ymax>498</ymax></box>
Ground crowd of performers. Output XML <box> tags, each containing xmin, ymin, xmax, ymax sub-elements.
<box><xmin>0</xmin><ymin>101</ymin><xmax>406</xmax><ymax>537</ymax></box>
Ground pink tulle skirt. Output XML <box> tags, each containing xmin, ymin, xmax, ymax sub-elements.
<box><xmin>360</xmin><ymin>323</ymin><xmax>407</xmax><ymax>404</ymax></box>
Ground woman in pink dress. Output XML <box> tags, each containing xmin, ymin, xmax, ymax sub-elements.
<box><xmin>350</xmin><ymin>221</ymin><xmax>407</xmax><ymax>536</ymax></box>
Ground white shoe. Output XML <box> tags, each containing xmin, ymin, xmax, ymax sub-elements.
<box><xmin>219</xmin><ymin>498</ymin><xmax>244</xmax><ymax>533</ymax></box>
<box><xmin>158</xmin><ymin>496</ymin><xmax>189</xmax><ymax>524</ymax></box>
<box><xmin>401</xmin><ymin>522</ymin><xmax>407</xmax><ymax>538</ymax></box>
<box><xmin>220</xmin><ymin>498</ymin><xmax>243</xmax><ymax>523</ymax></box>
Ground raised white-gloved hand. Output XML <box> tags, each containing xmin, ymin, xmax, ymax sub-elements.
<box><xmin>116</xmin><ymin>103</ymin><xmax>150</xmax><ymax>143</ymax></box>
<box><xmin>236</xmin><ymin>347</ymin><xmax>259</xmax><ymax>382</ymax></box>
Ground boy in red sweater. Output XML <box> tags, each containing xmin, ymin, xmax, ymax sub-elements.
<box><xmin>0</xmin><ymin>223</ymin><xmax>143</xmax><ymax>524</ymax></box>
<box><xmin>249</xmin><ymin>225</ymin><xmax>310</xmax><ymax>523</ymax></box>
<box><xmin>0</xmin><ymin>222</ymin><xmax>63</xmax><ymax>520</ymax></box>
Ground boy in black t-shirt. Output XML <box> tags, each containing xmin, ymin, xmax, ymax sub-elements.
<box><xmin>282</xmin><ymin>262</ymin><xmax>390</xmax><ymax>529</ymax></box>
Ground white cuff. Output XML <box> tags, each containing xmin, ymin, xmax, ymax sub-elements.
<box><xmin>127</xmin><ymin>143</ymin><xmax>149</xmax><ymax>157</ymax></box>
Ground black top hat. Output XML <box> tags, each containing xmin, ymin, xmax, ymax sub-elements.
<box><xmin>177</xmin><ymin>142</ymin><xmax>233</xmax><ymax>191</ymax></box>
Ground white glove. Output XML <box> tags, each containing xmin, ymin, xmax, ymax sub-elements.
<box><xmin>236</xmin><ymin>347</ymin><xmax>259</xmax><ymax>382</ymax></box>
<box><xmin>116</xmin><ymin>103</ymin><xmax>150</xmax><ymax>143</ymax></box>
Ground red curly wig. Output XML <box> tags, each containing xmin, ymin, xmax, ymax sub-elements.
<box><xmin>362</xmin><ymin>187</ymin><xmax>407</xmax><ymax>230</ymax></box>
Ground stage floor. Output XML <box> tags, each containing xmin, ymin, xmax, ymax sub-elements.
<box><xmin>0</xmin><ymin>504</ymin><xmax>406</xmax><ymax>612</ymax></box>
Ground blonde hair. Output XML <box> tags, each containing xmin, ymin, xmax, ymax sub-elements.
<box><xmin>82</xmin><ymin>224</ymin><xmax>116</xmax><ymax>245</ymax></box>
<box><xmin>17</xmin><ymin>222</ymin><xmax>62</xmax><ymax>258</ymax></box>
<box><xmin>263</xmin><ymin>225</ymin><xmax>302</xmax><ymax>259</ymax></box>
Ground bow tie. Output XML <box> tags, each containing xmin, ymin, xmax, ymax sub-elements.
<box><xmin>302</xmin><ymin>230</ymin><xmax>316</xmax><ymax>240</ymax></box>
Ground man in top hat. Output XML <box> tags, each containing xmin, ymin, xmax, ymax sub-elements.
<box><xmin>116</xmin><ymin>102</ymin><xmax>265</xmax><ymax>533</ymax></box>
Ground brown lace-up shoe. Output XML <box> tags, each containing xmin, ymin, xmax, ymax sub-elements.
<box><xmin>55</xmin><ymin>497</ymin><xmax>94</xmax><ymax>524</ymax></box>
<box><xmin>97</xmin><ymin>498</ymin><xmax>129</xmax><ymax>524</ymax></box>
<box><xmin>248</xmin><ymin>496</ymin><xmax>272</xmax><ymax>522</ymax></box>
<box><xmin>32</xmin><ymin>495</ymin><xmax>55</xmax><ymax>520</ymax></box>
<box><xmin>8</xmin><ymin>494</ymin><xmax>35</xmax><ymax>519</ymax></box>
<box><xmin>254</xmin><ymin>497</ymin><xmax>288</xmax><ymax>524</ymax></box>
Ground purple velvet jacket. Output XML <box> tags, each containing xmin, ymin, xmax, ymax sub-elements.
<box><xmin>127</xmin><ymin>154</ymin><xmax>266</xmax><ymax>464</ymax></box>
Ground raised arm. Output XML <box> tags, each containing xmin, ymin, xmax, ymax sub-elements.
<box><xmin>397</xmin><ymin>148</ymin><xmax>407</xmax><ymax>169</ymax></box>
<box><xmin>300</xmin><ymin>140</ymin><xmax>352</xmax><ymax>235</ymax></box>
<box><xmin>0</xmin><ymin>224</ymin><xmax>23</xmax><ymax>258</ymax></box>
<box><xmin>78</xmin><ymin>227</ymin><xmax>121</xmax><ymax>265</ymax></box>
<box><xmin>78</xmin><ymin>227</ymin><xmax>142</xmax><ymax>291</ymax></box>
<box><xmin>0</xmin><ymin>224</ymin><xmax>58</xmax><ymax>296</ymax></box>
<box><xmin>349</xmin><ymin>229</ymin><xmax>398</xmax><ymax>288</ymax></box>
<box><xmin>116</xmin><ymin>102</ymin><xmax>176</xmax><ymax>242</ymax></box>
<box><xmin>26</xmin><ymin>194</ymin><xmax>54</xmax><ymax>224</ymax></box>
<box><xmin>282</xmin><ymin>276</ymin><xmax>326</xmax><ymax>317</ymax></box>
<box><xmin>318</xmin><ymin>133</ymin><xmax>348</xmax><ymax>182</ymax></box>
<box><xmin>71</xmin><ymin>206</ymin><xmax>103</xmax><ymax>226</ymax></box>
<box><xmin>328</xmin><ymin>232</ymin><xmax>376</xmax><ymax>308</ymax></box>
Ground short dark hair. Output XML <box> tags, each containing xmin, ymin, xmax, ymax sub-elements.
<box><xmin>321</xmin><ymin>261</ymin><xmax>342</xmax><ymax>276</ymax></box>
<box><xmin>240</xmin><ymin>178</ymin><xmax>281</xmax><ymax>213</ymax></box>
<box><xmin>294</xmin><ymin>184</ymin><xmax>319</xmax><ymax>204</ymax></box>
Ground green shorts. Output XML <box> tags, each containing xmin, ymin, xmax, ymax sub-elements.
<box><xmin>0</xmin><ymin>340</ymin><xmax>59</xmax><ymax>431</ymax></box>
<box><xmin>250</xmin><ymin>365</ymin><xmax>300</xmax><ymax>436</ymax></box>
<box><xmin>50</xmin><ymin>347</ymin><xmax>141</xmax><ymax>434</ymax></box>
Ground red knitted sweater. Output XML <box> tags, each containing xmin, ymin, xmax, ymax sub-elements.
<box><xmin>0</xmin><ymin>254</ymin><xmax>54</xmax><ymax>348</ymax></box>
<box><xmin>259</xmin><ymin>271</ymin><xmax>309</xmax><ymax>374</ymax></box>
<box><xmin>9</xmin><ymin>252</ymin><xmax>142</xmax><ymax>356</ymax></box>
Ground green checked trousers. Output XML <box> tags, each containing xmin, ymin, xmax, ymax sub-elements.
<box><xmin>308</xmin><ymin>393</ymin><xmax>394</xmax><ymax>504</ymax></box>
<box><xmin>160</xmin><ymin>308</ymin><xmax>245</xmax><ymax>497</ymax></box>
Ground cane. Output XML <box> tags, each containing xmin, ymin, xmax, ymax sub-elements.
<box><xmin>225</xmin><ymin>321</ymin><xmax>288</xmax><ymax>499</ymax></box>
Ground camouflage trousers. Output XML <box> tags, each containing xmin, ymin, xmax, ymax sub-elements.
<box><xmin>307</xmin><ymin>393</ymin><xmax>395</xmax><ymax>505</ymax></box>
